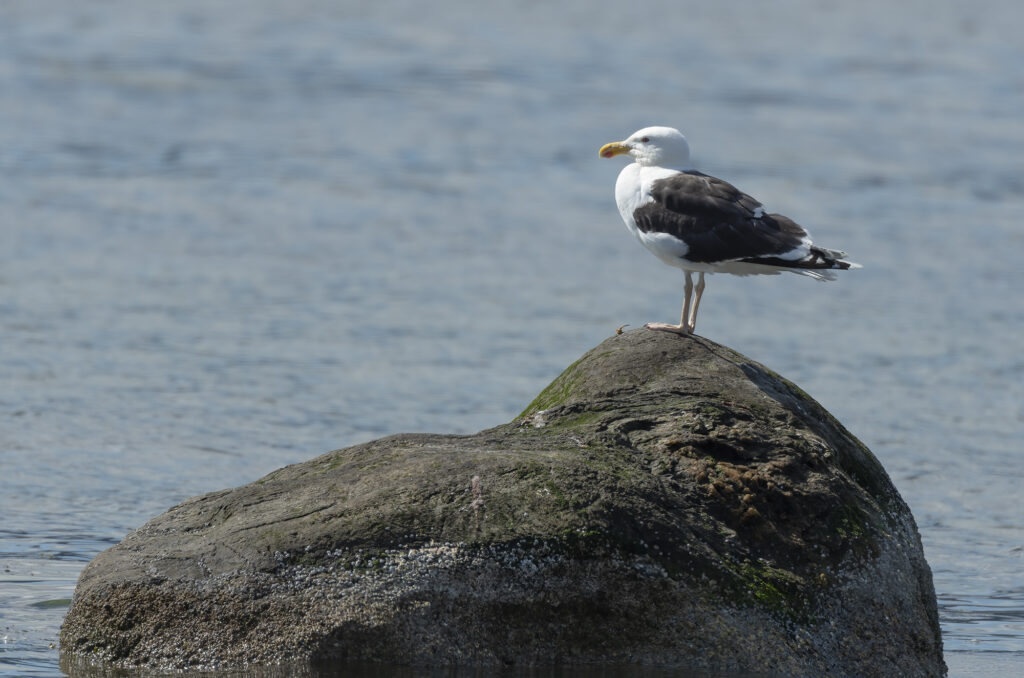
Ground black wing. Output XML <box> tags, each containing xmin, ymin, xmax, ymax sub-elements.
<box><xmin>633</xmin><ymin>171</ymin><xmax>809</xmax><ymax>264</ymax></box>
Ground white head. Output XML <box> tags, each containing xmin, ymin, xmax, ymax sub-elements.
<box><xmin>599</xmin><ymin>126</ymin><xmax>691</xmax><ymax>169</ymax></box>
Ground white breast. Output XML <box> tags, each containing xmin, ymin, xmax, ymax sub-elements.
<box><xmin>614</xmin><ymin>164</ymin><xmax>645</xmax><ymax>234</ymax></box>
<box><xmin>614</xmin><ymin>164</ymin><xmax>691</xmax><ymax>266</ymax></box>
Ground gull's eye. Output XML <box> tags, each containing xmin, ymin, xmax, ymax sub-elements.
<box><xmin>640</xmin><ymin>136</ymin><xmax>650</xmax><ymax>143</ymax></box>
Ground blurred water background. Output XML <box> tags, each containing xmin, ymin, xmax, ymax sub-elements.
<box><xmin>1</xmin><ymin>1</ymin><xmax>1022</xmax><ymax>676</ymax></box>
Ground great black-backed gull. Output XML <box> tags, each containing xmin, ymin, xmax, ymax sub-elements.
<box><xmin>599</xmin><ymin>126</ymin><xmax>860</xmax><ymax>335</ymax></box>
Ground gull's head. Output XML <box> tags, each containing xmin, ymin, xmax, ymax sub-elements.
<box><xmin>599</xmin><ymin>126</ymin><xmax>691</xmax><ymax>169</ymax></box>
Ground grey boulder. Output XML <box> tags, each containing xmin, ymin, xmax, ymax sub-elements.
<box><xmin>60</xmin><ymin>330</ymin><xmax>944</xmax><ymax>677</ymax></box>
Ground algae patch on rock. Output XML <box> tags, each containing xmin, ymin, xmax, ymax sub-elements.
<box><xmin>60</xmin><ymin>331</ymin><xmax>945</xmax><ymax>677</ymax></box>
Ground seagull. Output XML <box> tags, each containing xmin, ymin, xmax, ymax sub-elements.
<box><xmin>599</xmin><ymin>126</ymin><xmax>859</xmax><ymax>335</ymax></box>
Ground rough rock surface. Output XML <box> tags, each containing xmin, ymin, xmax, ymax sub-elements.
<box><xmin>60</xmin><ymin>331</ymin><xmax>945</xmax><ymax>677</ymax></box>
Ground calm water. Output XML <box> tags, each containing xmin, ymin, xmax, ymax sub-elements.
<box><xmin>1</xmin><ymin>1</ymin><xmax>1022</xmax><ymax>676</ymax></box>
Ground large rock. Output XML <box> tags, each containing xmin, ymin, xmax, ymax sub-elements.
<box><xmin>60</xmin><ymin>331</ymin><xmax>945</xmax><ymax>677</ymax></box>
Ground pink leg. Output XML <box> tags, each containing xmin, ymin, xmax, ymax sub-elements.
<box><xmin>645</xmin><ymin>271</ymin><xmax>693</xmax><ymax>335</ymax></box>
<box><xmin>687</xmin><ymin>272</ymin><xmax>706</xmax><ymax>333</ymax></box>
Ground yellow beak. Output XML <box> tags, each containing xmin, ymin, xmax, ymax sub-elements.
<box><xmin>599</xmin><ymin>141</ymin><xmax>631</xmax><ymax>159</ymax></box>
